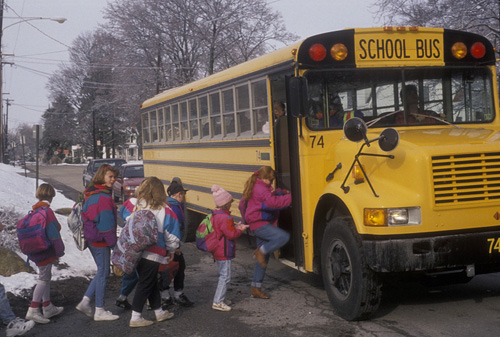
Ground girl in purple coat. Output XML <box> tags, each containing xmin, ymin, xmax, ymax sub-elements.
<box><xmin>239</xmin><ymin>166</ymin><xmax>291</xmax><ymax>299</ymax></box>
<box><xmin>24</xmin><ymin>183</ymin><xmax>65</xmax><ymax>324</ymax></box>
<box><xmin>76</xmin><ymin>164</ymin><xmax>120</xmax><ymax>321</ymax></box>
<box><xmin>211</xmin><ymin>185</ymin><xmax>248</xmax><ymax>311</ymax></box>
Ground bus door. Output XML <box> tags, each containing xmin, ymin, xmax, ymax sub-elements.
<box><xmin>271</xmin><ymin>74</ymin><xmax>304</xmax><ymax>266</ymax></box>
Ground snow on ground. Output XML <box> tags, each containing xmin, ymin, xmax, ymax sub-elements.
<box><xmin>0</xmin><ymin>163</ymin><xmax>96</xmax><ymax>295</ymax></box>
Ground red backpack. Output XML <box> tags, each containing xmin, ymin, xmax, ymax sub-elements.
<box><xmin>16</xmin><ymin>207</ymin><xmax>51</xmax><ymax>255</ymax></box>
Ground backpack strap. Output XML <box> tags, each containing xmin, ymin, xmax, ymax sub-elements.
<box><xmin>210</xmin><ymin>210</ymin><xmax>227</xmax><ymax>244</ymax></box>
<box><xmin>21</xmin><ymin>207</ymin><xmax>43</xmax><ymax>228</ymax></box>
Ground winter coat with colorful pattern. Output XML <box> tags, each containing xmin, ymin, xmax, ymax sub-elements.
<box><xmin>81</xmin><ymin>185</ymin><xmax>117</xmax><ymax>248</ymax></box>
<box><xmin>120</xmin><ymin>198</ymin><xmax>181</xmax><ymax>263</ymax></box>
<box><xmin>28</xmin><ymin>201</ymin><xmax>65</xmax><ymax>266</ymax></box>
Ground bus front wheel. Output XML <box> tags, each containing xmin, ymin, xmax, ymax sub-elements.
<box><xmin>321</xmin><ymin>218</ymin><xmax>381</xmax><ymax>321</ymax></box>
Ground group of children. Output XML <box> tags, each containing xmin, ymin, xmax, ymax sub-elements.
<box><xmin>3</xmin><ymin>164</ymin><xmax>291</xmax><ymax>334</ymax></box>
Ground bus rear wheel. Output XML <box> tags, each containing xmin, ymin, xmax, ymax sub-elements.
<box><xmin>321</xmin><ymin>218</ymin><xmax>381</xmax><ymax>321</ymax></box>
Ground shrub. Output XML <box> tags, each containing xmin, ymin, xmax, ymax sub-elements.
<box><xmin>50</xmin><ymin>156</ymin><xmax>62</xmax><ymax>165</ymax></box>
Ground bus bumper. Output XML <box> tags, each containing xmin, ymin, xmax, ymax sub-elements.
<box><xmin>362</xmin><ymin>229</ymin><xmax>500</xmax><ymax>274</ymax></box>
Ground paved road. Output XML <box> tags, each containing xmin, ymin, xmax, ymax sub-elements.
<box><xmin>18</xmin><ymin>163</ymin><xmax>500</xmax><ymax>337</ymax></box>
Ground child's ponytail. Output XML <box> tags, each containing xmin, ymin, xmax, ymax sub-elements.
<box><xmin>242</xmin><ymin>166</ymin><xmax>275</xmax><ymax>200</ymax></box>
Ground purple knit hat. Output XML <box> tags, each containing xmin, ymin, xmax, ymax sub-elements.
<box><xmin>211</xmin><ymin>184</ymin><xmax>233</xmax><ymax>207</ymax></box>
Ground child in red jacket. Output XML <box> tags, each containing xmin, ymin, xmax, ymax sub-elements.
<box><xmin>25</xmin><ymin>183</ymin><xmax>65</xmax><ymax>324</ymax></box>
<box><xmin>210</xmin><ymin>185</ymin><xmax>248</xmax><ymax>311</ymax></box>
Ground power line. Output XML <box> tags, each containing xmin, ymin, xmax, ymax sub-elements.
<box><xmin>5</xmin><ymin>4</ymin><xmax>70</xmax><ymax>48</ymax></box>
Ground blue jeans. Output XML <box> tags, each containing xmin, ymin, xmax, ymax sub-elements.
<box><xmin>120</xmin><ymin>270</ymin><xmax>139</xmax><ymax>297</ymax></box>
<box><xmin>85</xmin><ymin>246</ymin><xmax>110</xmax><ymax>308</ymax></box>
<box><xmin>0</xmin><ymin>283</ymin><xmax>16</xmax><ymax>325</ymax></box>
<box><xmin>213</xmin><ymin>260</ymin><xmax>231</xmax><ymax>304</ymax></box>
<box><xmin>252</xmin><ymin>224</ymin><xmax>290</xmax><ymax>288</ymax></box>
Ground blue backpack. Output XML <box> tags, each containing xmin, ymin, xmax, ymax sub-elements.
<box><xmin>16</xmin><ymin>207</ymin><xmax>51</xmax><ymax>255</ymax></box>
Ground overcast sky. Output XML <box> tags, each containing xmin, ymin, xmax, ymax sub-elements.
<box><xmin>3</xmin><ymin>0</ymin><xmax>378</xmax><ymax>131</ymax></box>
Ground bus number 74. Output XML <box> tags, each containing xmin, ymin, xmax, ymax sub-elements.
<box><xmin>310</xmin><ymin>135</ymin><xmax>324</xmax><ymax>148</ymax></box>
<box><xmin>487</xmin><ymin>238</ymin><xmax>500</xmax><ymax>253</ymax></box>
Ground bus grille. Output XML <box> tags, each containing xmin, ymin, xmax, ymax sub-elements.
<box><xmin>432</xmin><ymin>152</ymin><xmax>500</xmax><ymax>205</ymax></box>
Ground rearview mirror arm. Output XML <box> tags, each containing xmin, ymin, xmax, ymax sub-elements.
<box><xmin>340</xmin><ymin>140</ymin><xmax>396</xmax><ymax>197</ymax></box>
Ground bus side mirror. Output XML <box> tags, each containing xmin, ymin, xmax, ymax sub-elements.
<box><xmin>287</xmin><ymin>77</ymin><xmax>308</xmax><ymax>118</ymax></box>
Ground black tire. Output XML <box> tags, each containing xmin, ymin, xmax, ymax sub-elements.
<box><xmin>121</xmin><ymin>189</ymin><xmax>125</xmax><ymax>203</ymax></box>
<box><xmin>182</xmin><ymin>208</ymin><xmax>202</xmax><ymax>243</ymax></box>
<box><xmin>321</xmin><ymin>218</ymin><xmax>381</xmax><ymax>321</ymax></box>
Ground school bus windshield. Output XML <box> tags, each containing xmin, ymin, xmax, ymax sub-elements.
<box><xmin>305</xmin><ymin>66</ymin><xmax>494</xmax><ymax>129</ymax></box>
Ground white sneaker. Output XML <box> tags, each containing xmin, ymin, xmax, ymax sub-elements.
<box><xmin>43</xmin><ymin>303</ymin><xmax>64</xmax><ymax>318</ymax></box>
<box><xmin>6</xmin><ymin>318</ymin><xmax>35</xmax><ymax>337</ymax></box>
<box><xmin>155</xmin><ymin>309</ymin><xmax>174</xmax><ymax>322</ymax></box>
<box><xmin>76</xmin><ymin>299</ymin><xmax>93</xmax><ymax>317</ymax></box>
<box><xmin>25</xmin><ymin>307</ymin><xmax>50</xmax><ymax>324</ymax></box>
<box><xmin>129</xmin><ymin>317</ymin><xmax>154</xmax><ymax>327</ymax></box>
<box><xmin>94</xmin><ymin>308</ymin><xmax>119</xmax><ymax>321</ymax></box>
<box><xmin>212</xmin><ymin>302</ymin><xmax>231</xmax><ymax>311</ymax></box>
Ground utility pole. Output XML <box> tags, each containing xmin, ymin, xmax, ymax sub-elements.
<box><xmin>0</xmin><ymin>0</ymin><xmax>4</xmax><ymax>164</ymax></box>
<box><xmin>34</xmin><ymin>124</ymin><xmax>39</xmax><ymax>189</ymax></box>
<box><xmin>3</xmin><ymin>98</ymin><xmax>12</xmax><ymax>162</ymax></box>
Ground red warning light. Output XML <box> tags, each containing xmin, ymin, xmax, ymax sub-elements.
<box><xmin>470</xmin><ymin>42</ymin><xmax>486</xmax><ymax>59</ymax></box>
<box><xmin>309</xmin><ymin>43</ymin><xmax>327</xmax><ymax>62</ymax></box>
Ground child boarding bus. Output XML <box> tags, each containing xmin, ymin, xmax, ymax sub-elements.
<box><xmin>140</xmin><ymin>27</ymin><xmax>500</xmax><ymax>320</ymax></box>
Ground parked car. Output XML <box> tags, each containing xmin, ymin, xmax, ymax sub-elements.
<box><xmin>112</xmin><ymin>163</ymin><xmax>145</xmax><ymax>202</ymax></box>
<box><xmin>82</xmin><ymin>158</ymin><xmax>127</xmax><ymax>187</ymax></box>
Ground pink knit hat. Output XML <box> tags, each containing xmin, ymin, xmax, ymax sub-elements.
<box><xmin>212</xmin><ymin>184</ymin><xmax>233</xmax><ymax>207</ymax></box>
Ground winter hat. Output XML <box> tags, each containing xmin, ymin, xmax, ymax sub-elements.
<box><xmin>211</xmin><ymin>184</ymin><xmax>233</xmax><ymax>207</ymax></box>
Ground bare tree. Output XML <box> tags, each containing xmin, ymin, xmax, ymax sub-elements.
<box><xmin>41</xmin><ymin>95</ymin><xmax>75</xmax><ymax>161</ymax></box>
<box><xmin>195</xmin><ymin>0</ymin><xmax>298</xmax><ymax>74</ymax></box>
<box><xmin>47</xmin><ymin>0</ymin><xmax>298</xmax><ymax>159</ymax></box>
<box><xmin>374</xmin><ymin>0</ymin><xmax>500</xmax><ymax>59</ymax></box>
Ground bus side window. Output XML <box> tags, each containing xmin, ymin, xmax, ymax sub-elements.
<box><xmin>210</xmin><ymin>92</ymin><xmax>222</xmax><ymax>138</ymax></box>
<box><xmin>222</xmin><ymin>88</ymin><xmax>235</xmax><ymax>137</ymax></box>
<box><xmin>236</xmin><ymin>84</ymin><xmax>251</xmax><ymax>136</ymax></box>
<box><xmin>199</xmin><ymin>95</ymin><xmax>209</xmax><ymax>139</ymax></box>
<box><xmin>252</xmin><ymin>79</ymin><xmax>269</xmax><ymax>136</ymax></box>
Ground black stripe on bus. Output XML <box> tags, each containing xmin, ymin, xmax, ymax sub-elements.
<box><xmin>360</xmin><ymin>225</ymin><xmax>500</xmax><ymax>241</ymax></box>
<box><xmin>146</xmin><ymin>160</ymin><xmax>261</xmax><ymax>173</ymax></box>
<box><xmin>161</xmin><ymin>179</ymin><xmax>243</xmax><ymax>201</ymax></box>
<box><xmin>184</xmin><ymin>202</ymin><xmax>243</xmax><ymax>222</ymax></box>
<box><xmin>143</xmin><ymin>138</ymin><xmax>270</xmax><ymax>150</ymax></box>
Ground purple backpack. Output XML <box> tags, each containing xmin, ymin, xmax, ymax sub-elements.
<box><xmin>16</xmin><ymin>207</ymin><xmax>51</xmax><ymax>255</ymax></box>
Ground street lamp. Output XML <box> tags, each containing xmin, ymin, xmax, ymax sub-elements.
<box><xmin>0</xmin><ymin>13</ymin><xmax>66</xmax><ymax>163</ymax></box>
<box><xmin>2</xmin><ymin>17</ymin><xmax>67</xmax><ymax>31</ymax></box>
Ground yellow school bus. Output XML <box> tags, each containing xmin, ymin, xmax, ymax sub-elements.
<box><xmin>140</xmin><ymin>27</ymin><xmax>500</xmax><ymax>320</ymax></box>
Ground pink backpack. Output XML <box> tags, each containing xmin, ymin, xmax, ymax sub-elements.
<box><xmin>16</xmin><ymin>207</ymin><xmax>51</xmax><ymax>255</ymax></box>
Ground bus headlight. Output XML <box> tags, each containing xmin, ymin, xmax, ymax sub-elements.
<box><xmin>364</xmin><ymin>207</ymin><xmax>421</xmax><ymax>226</ymax></box>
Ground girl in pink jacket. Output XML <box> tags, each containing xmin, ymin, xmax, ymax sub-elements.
<box><xmin>239</xmin><ymin>166</ymin><xmax>291</xmax><ymax>299</ymax></box>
